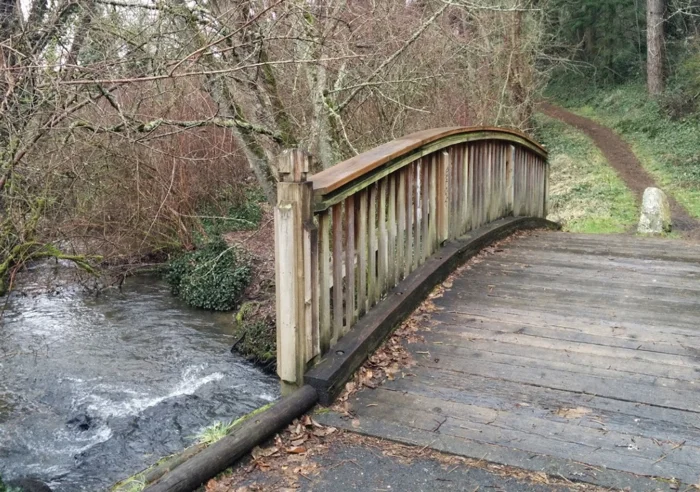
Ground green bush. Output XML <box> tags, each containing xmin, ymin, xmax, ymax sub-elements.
<box><xmin>165</xmin><ymin>239</ymin><xmax>251</xmax><ymax>311</ymax></box>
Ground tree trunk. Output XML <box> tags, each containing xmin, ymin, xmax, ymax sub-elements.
<box><xmin>647</xmin><ymin>0</ymin><xmax>665</xmax><ymax>95</ymax></box>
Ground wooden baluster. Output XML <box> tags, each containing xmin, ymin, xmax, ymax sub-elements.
<box><xmin>543</xmin><ymin>157</ymin><xmax>549</xmax><ymax>218</ymax></box>
<box><xmin>357</xmin><ymin>190</ymin><xmax>368</xmax><ymax>317</ymax></box>
<box><xmin>378</xmin><ymin>178</ymin><xmax>388</xmax><ymax>297</ymax></box>
<box><xmin>475</xmin><ymin>143</ymin><xmax>482</xmax><ymax>228</ymax></box>
<box><xmin>540</xmin><ymin>159</ymin><xmax>546</xmax><ymax>217</ymax></box>
<box><xmin>331</xmin><ymin>203</ymin><xmax>344</xmax><ymax>344</ymax></box>
<box><xmin>429</xmin><ymin>155</ymin><xmax>438</xmax><ymax>253</ymax></box>
<box><xmin>421</xmin><ymin>159</ymin><xmax>430</xmax><ymax>262</ymax></box>
<box><xmin>412</xmin><ymin>161</ymin><xmax>420</xmax><ymax>270</ymax></box>
<box><xmin>344</xmin><ymin>196</ymin><xmax>356</xmax><ymax>332</ymax></box>
<box><xmin>472</xmin><ymin>144</ymin><xmax>479</xmax><ymax>227</ymax></box>
<box><xmin>306</xmin><ymin>215</ymin><xmax>318</xmax><ymax>363</ymax></box>
<box><xmin>318</xmin><ymin>212</ymin><xmax>331</xmax><ymax>354</ymax></box>
<box><xmin>507</xmin><ymin>145</ymin><xmax>515</xmax><ymax>215</ymax></box>
<box><xmin>368</xmin><ymin>183</ymin><xmax>378</xmax><ymax>307</ymax></box>
<box><xmin>437</xmin><ymin>150</ymin><xmax>450</xmax><ymax>244</ymax></box>
<box><xmin>485</xmin><ymin>141</ymin><xmax>496</xmax><ymax>224</ymax></box>
<box><xmin>513</xmin><ymin>147</ymin><xmax>521</xmax><ymax>217</ymax></box>
<box><xmin>449</xmin><ymin>147</ymin><xmax>459</xmax><ymax>238</ymax></box>
<box><xmin>405</xmin><ymin>163</ymin><xmax>414</xmax><ymax>277</ymax></box>
<box><xmin>498</xmin><ymin>144</ymin><xmax>505</xmax><ymax>218</ymax></box>
<box><xmin>460</xmin><ymin>144</ymin><xmax>469</xmax><ymax>234</ymax></box>
<box><xmin>397</xmin><ymin>168</ymin><xmax>407</xmax><ymax>281</ymax></box>
<box><xmin>388</xmin><ymin>174</ymin><xmax>397</xmax><ymax>287</ymax></box>
<box><xmin>527</xmin><ymin>152</ymin><xmax>537</xmax><ymax>216</ymax></box>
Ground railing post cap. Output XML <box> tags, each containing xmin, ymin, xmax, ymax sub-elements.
<box><xmin>278</xmin><ymin>148</ymin><xmax>312</xmax><ymax>183</ymax></box>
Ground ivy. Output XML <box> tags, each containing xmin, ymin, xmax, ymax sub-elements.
<box><xmin>165</xmin><ymin>239</ymin><xmax>251</xmax><ymax>311</ymax></box>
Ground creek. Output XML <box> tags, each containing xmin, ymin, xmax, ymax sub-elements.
<box><xmin>0</xmin><ymin>265</ymin><xmax>278</xmax><ymax>491</ymax></box>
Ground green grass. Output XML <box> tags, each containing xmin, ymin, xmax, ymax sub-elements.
<box><xmin>546</xmin><ymin>81</ymin><xmax>700</xmax><ymax>219</ymax></box>
<box><xmin>195</xmin><ymin>402</ymin><xmax>274</xmax><ymax>445</ymax></box>
<box><xmin>533</xmin><ymin>114</ymin><xmax>639</xmax><ymax>233</ymax></box>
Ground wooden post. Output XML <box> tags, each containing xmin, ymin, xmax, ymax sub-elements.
<box><xmin>275</xmin><ymin>149</ymin><xmax>313</xmax><ymax>395</ymax></box>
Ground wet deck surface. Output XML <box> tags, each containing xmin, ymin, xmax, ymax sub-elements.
<box><xmin>317</xmin><ymin>231</ymin><xmax>700</xmax><ymax>490</ymax></box>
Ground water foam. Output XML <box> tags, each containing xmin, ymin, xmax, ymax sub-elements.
<box><xmin>86</xmin><ymin>366</ymin><xmax>225</xmax><ymax>419</ymax></box>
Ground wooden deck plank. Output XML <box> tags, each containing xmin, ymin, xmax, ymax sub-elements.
<box><xmin>316</xmin><ymin>231</ymin><xmax>700</xmax><ymax>488</ymax></box>
<box><xmin>435</xmin><ymin>307</ymin><xmax>700</xmax><ymax>356</ymax></box>
<box><xmin>360</xmin><ymin>388</ymin><xmax>700</xmax><ymax>468</ymax></box>
<box><xmin>383</xmin><ymin>370</ymin><xmax>700</xmax><ymax>445</ymax></box>
<box><xmin>418</xmin><ymin>328</ymin><xmax>700</xmax><ymax>381</ymax></box>
<box><xmin>412</xmin><ymin>341</ymin><xmax>700</xmax><ymax>395</ymax></box>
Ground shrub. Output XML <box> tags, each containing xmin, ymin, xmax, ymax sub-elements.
<box><xmin>165</xmin><ymin>239</ymin><xmax>251</xmax><ymax>311</ymax></box>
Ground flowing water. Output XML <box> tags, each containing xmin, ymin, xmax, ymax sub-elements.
<box><xmin>0</xmin><ymin>266</ymin><xmax>278</xmax><ymax>491</ymax></box>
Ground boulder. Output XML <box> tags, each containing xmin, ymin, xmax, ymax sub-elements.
<box><xmin>637</xmin><ymin>187</ymin><xmax>672</xmax><ymax>234</ymax></box>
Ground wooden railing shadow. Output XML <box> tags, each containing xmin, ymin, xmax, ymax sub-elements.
<box><xmin>274</xmin><ymin>127</ymin><xmax>550</xmax><ymax>397</ymax></box>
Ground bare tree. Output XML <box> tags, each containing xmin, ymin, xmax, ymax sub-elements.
<box><xmin>0</xmin><ymin>0</ymin><xmax>549</xmax><ymax>290</ymax></box>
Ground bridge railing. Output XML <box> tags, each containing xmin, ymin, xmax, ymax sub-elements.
<box><xmin>274</xmin><ymin>127</ymin><xmax>548</xmax><ymax>391</ymax></box>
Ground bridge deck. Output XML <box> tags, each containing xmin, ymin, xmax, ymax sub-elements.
<box><xmin>317</xmin><ymin>231</ymin><xmax>700</xmax><ymax>490</ymax></box>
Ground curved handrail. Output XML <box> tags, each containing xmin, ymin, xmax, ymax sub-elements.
<box><xmin>311</xmin><ymin>127</ymin><xmax>546</xmax><ymax>211</ymax></box>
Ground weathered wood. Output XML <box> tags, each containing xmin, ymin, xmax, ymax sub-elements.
<box><xmin>507</xmin><ymin>145</ymin><xmax>515</xmax><ymax>214</ymax></box>
<box><xmin>144</xmin><ymin>386</ymin><xmax>318</xmax><ymax>492</ymax></box>
<box><xmin>437</xmin><ymin>150</ymin><xmax>450</xmax><ymax>244</ymax></box>
<box><xmin>357</xmin><ymin>190</ymin><xmax>368</xmax><ymax>317</ymax></box>
<box><xmin>421</xmin><ymin>158</ymin><xmax>430</xmax><ymax>263</ymax></box>
<box><xmin>412</xmin><ymin>161</ymin><xmax>420</xmax><ymax>270</ymax></box>
<box><xmin>460</xmin><ymin>144</ymin><xmax>469</xmax><ymax>234</ymax></box>
<box><xmin>378</xmin><ymin>178</ymin><xmax>389</xmax><ymax>298</ymax></box>
<box><xmin>318</xmin><ymin>212</ymin><xmax>331</xmax><ymax>353</ymax></box>
<box><xmin>428</xmin><ymin>156</ymin><xmax>438</xmax><ymax>254</ymax></box>
<box><xmin>368</xmin><ymin>183</ymin><xmax>378</xmax><ymax>307</ymax></box>
<box><xmin>274</xmin><ymin>131</ymin><xmax>550</xmax><ymax>395</ymax></box>
<box><xmin>331</xmin><ymin>204</ymin><xmax>344</xmax><ymax>344</ymax></box>
<box><xmin>274</xmin><ymin>204</ymin><xmax>298</xmax><ymax>385</ymax></box>
<box><xmin>396</xmin><ymin>170</ymin><xmax>406</xmax><ymax>282</ymax></box>
<box><xmin>313</xmin><ymin>229</ymin><xmax>700</xmax><ymax>489</ymax></box>
<box><xmin>405</xmin><ymin>163</ymin><xmax>414</xmax><ymax>277</ymax></box>
<box><xmin>305</xmin><ymin>217</ymin><xmax>557</xmax><ymax>405</ymax></box>
<box><xmin>388</xmin><ymin>174</ymin><xmax>397</xmax><ymax>287</ymax></box>
<box><xmin>304</xmin><ymin>219</ymin><xmax>318</xmax><ymax>362</ymax></box>
<box><xmin>310</xmin><ymin>127</ymin><xmax>547</xmax><ymax>199</ymax></box>
<box><xmin>344</xmin><ymin>195</ymin><xmax>356</xmax><ymax>332</ymax></box>
<box><xmin>275</xmin><ymin>149</ymin><xmax>312</xmax><ymax>391</ymax></box>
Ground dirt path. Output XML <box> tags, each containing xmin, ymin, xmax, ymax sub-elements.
<box><xmin>540</xmin><ymin>103</ymin><xmax>699</xmax><ymax>237</ymax></box>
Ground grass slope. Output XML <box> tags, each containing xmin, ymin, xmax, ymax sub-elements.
<box><xmin>533</xmin><ymin>114</ymin><xmax>638</xmax><ymax>233</ymax></box>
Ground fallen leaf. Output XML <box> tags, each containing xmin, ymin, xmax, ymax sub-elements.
<box><xmin>286</xmin><ymin>446</ymin><xmax>307</xmax><ymax>454</ymax></box>
<box><xmin>351</xmin><ymin>418</ymin><xmax>361</xmax><ymax>428</ymax></box>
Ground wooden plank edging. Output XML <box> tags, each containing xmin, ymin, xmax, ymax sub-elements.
<box><xmin>305</xmin><ymin>217</ymin><xmax>560</xmax><ymax>406</ymax></box>
<box><xmin>143</xmin><ymin>385</ymin><xmax>318</xmax><ymax>492</ymax></box>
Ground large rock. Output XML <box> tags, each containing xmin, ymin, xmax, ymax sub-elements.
<box><xmin>638</xmin><ymin>187</ymin><xmax>672</xmax><ymax>234</ymax></box>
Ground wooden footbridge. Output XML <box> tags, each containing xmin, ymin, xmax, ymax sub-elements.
<box><xmin>273</xmin><ymin>128</ymin><xmax>700</xmax><ymax>490</ymax></box>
